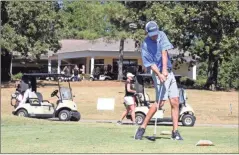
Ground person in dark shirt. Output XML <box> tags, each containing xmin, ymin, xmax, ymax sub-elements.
<box><xmin>72</xmin><ymin>65</ymin><xmax>80</xmax><ymax>81</ymax></box>
<box><xmin>117</xmin><ymin>72</ymin><xmax>136</xmax><ymax>125</ymax></box>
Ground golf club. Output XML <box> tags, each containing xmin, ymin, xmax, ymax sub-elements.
<box><xmin>147</xmin><ymin>83</ymin><xmax>163</xmax><ymax>141</ymax></box>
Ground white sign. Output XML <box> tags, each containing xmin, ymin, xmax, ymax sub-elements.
<box><xmin>97</xmin><ymin>98</ymin><xmax>115</xmax><ymax>111</ymax></box>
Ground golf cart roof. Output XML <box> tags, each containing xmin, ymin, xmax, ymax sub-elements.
<box><xmin>23</xmin><ymin>73</ymin><xmax>71</xmax><ymax>78</ymax></box>
<box><xmin>137</xmin><ymin>73</ymin><xmax>182</xmax><ymax>77</ymax></box>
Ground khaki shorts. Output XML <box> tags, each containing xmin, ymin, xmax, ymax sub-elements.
<box><xmin>152</xmin><ymin>72</ymin><xmax>179</xmax><ymax>101</ymax></box>
<box><xmin>124</xmin><ymin>96</ymin><xmax>135</xmax><ymax>106</ymax></box>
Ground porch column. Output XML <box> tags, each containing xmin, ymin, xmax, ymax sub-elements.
<box><xmin>187</xmin><ymin>64</ymin><xmax>197</xmax><ymax>80</ymax></box>
<box><xmin>90</xmin><ymin>57</ymin><xmax>94</xmax><ymax>74</ymax></box>
<box><xmin>192</xmin><ymin>65</ymin><xmax>197</xmax><ymax>80</ymax></box>
<box><xmin>48</xmin><ymin>59</ymin><xmax>52</xmax><ymax>73</ymax></box>
<box><xmin>86</xmin><ymin>57</ymin><xmax>90</xmax><ymax>74</ymax></box>
<box><xmin>57</xmin><ymin>59</ymin><xmax>61</xmax><ymax>74</ymax></box>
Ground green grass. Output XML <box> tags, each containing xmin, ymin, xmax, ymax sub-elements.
<box><xmin>1</xmin><ymin>116</ymin><xmax>238</xmax><ymax>153</ymax></box>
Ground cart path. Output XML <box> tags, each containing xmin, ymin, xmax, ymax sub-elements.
<box><xmin>79</xmin><ymin>119</ymin><xmax>238</xmax><ymax>128</ymax></box>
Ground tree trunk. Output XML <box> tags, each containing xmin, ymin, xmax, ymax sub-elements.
<box><xmin>1</xmin><ymin>49</ymin><xmax>12</xmax><ymax>82</ymax></box>
<box><xmin>205</xmin><ymin>50</ymin><xmax>214</xmax><ymax>89</ymax></box>
<box><xmin>211</xmin><ymin>59</ymin><xmax>219</xmax><ymax>90</ymax></box>
<box><xmin>118</xmin><ymin>38</ymin><xmax>124</xmax><ymax>81</ymax></box>
<box><xmin>205</xmin><ymin>55</ymin><xmax>219</xmax><ymax>90</ymax></box>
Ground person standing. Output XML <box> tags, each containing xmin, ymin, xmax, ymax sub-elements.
<box><xmin>134</xmin><ymin>21</ymin><xmax>183</xmax><ymax>140</ymax></box>
<box><xmin>72</xmin><ymin>65</ymin><xmax>80</xmax><ymax>81</ymax></box>
<box><xmin>117</xmin><ymin>72</ymin><xmax>137</xmax><ymax>125</ymax></box>
<box><xmin>80</xmin><ymin>65</ymin><xmax>85</xmax><ymax>80</ymax></box>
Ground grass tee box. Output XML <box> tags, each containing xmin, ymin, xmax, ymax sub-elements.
<box><xmin>1</xmin><ymin>117</ymin><xmax>238</xmax><ymax>154</ymax></box>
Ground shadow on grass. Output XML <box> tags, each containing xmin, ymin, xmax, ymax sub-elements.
<box><xmin>145</xmin><ymin>136</ymin><xmax>171</xmax><ymax>140</ymax></box>
<box><xmin>130</xmin><ymin>136</ymin><xmax>171</xmax><ymax>140</ymax></box>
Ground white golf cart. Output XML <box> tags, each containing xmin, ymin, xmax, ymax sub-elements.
<box><xmin>126</xmin><ymin>74</ymin><xmax>196</xmax><ymax>126</ymax></box>
<box><xmin>11</xmin><ymin>73</ymin><xmax>81</xmax><ymax>121</ymax></box>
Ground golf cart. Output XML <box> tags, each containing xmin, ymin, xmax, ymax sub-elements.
<box><xmin>11</xmin><ymin>73</ymin><xmax>81</xmax><ymax>121</ymax></box>
<box><xmin>126</xmin><ymin>74</ymin><xmax>196</xmax><ymax>126</ymax></box>
<box><xmin>89</xmin><ymin>67</ymin><xmax>113</xmax><ymax>81</ymax></box>
<box><xmin>90</xmin><ymin>74</ymin><xmax>112</xmax><ymax>81</ymax></box>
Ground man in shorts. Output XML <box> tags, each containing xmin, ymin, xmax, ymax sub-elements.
<box><xmin>134</xmin><ymin>21</ymin><xmax>183</xmax><ymax>140</ymax></box>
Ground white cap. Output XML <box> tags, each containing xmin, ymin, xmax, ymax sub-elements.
<box><xmin>126</xmin><ymin>72</ymin><xmax>135</xmax><ymax>78</ymax></box>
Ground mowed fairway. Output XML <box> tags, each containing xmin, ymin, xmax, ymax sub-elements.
<box><xmin>1</xmin><ymin>116</ymin><xmax>238</xmax><ymax>153</ymax></box>
<box><xmin>1</xmin><ymin>81</ymin><xmax>239</xmax><ymax>153</ymax></box>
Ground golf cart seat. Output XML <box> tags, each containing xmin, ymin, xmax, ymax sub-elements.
<box><xmin>35</xmin><ymin>92</ymin><xmax>52</xmax><ymax>106</ymax></box>
<box><xmin>35</xmin><ymin>92</ymin><xmax>43</xmax><ymax>102</ymax></box>
<box><xmin>27</xmin><ymin>91</ymin><xmax>52</xmax><ymax>106</ymax></box>
<box><xmin>136</xmin><ymin>93</ymin><xmax>150</xmax><ymax>103</ymax></box>
<box><xmin>134</xmin><ymin>74</ymin><xmax>152</xmax><ymax>107</ymax></box>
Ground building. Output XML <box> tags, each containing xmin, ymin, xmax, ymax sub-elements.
<box><xmin>11</xmin><ymin>38</ymin><xmax>197</xmax><ymax>80</ymax></box>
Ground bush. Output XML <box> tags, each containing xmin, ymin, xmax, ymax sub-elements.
<box><xmin>11</xmin><ymin>72</ymin><xmax>23</xmax><ymax>81</ymax></box>
<box><xmin>83</xmin><ymin>74</ymin><xmax>91</xmax><ymax>80</ymax></box>
<box><xmin>193</xmin><ymin>78</ymin><xmax>207</xmax><ymax>89</ymax></box>
<box><xmin>179</xmin><ymin>76</ymin><xmax>207</xmax><ymax>89</ymax></box>
<box><xmin>180</xmin><ymin>76</ymin><xmax>195</xmax><ymax>86</ymax></box>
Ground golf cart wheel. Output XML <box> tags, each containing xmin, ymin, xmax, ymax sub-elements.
<box><xmin>70</xmin><ymin>112</ymin><xmax>81</xmax><ymax>121</ymax></box>
<box><xmin>58</xmin><ymin>110</ymin><xmax>71</xmax><ymax>121</ymax></box>
<box><xmin>181</xmin><ymin>114</ymin><xmax>195</xmax><ymax>126</ymax></box>
<box><xmin>135</xmin><ymin>113</ymin><xmax>145</xmax><ymax>125</ymax></box>
<box><xmin>89</xmin><ymin>78</ymin><xmax>94</xmax><ymax>81</ymax></box>
<box><xmin>17</xmin><ymin>109</ymin><xmax>28</xmax><ymax>117</ymax></box>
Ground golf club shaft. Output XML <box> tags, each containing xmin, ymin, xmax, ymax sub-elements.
<box><xmin>153</xmin><ymin>84</ymin><xmax>163</xmax><ymax>136</ymax></box>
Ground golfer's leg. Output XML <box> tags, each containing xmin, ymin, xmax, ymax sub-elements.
<box><xmin>141</xmin><ymin>74</ymin><xmax>163</xmax><ymax>128</ymax></box>
<box><xmin>169</xmin><ymin>97</ymin><xmax>179</xmax><ymax>132</ymax></box>
<box><xmin>168</xmin><ymin>72</ymin><xmax>180</xmax><ymax>132</ymax></box>
<box><xmin>120</xmin><ymin>110</ymin><xmax>129</xmax><ymax>121</ymax></box>
<box><xmin>129</xmin><ymin>104</ymin><xmax>136</xmax><ymax>123</ymax></box>
<box><xmin>140</xmin><ymin>103</ymin><xmax>157</xmax><ymax>128</ymax></box>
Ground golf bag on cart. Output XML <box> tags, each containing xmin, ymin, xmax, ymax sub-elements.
<box><xmin>178</xmin><ymin>87</ymin><xmax>187</xmax><ymax>109</ymax></box>
<box><xmin>134</xmin><ymin>75</ymin><xmax>151</xmax><ymax>107</ymax></box>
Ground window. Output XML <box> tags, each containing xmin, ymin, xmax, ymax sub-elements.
<box><xmin>95</xmin><ymin>59</ymin><xmax>104</xmax><ymax>65</ymax></box>
<box><xmin>113</xmin><ymin>59</ymin><xmax>138</xmax><ymax>75</ymax></box>
<box><xmin>90</xmin><ymin>59</ymin><xmax>104</xmax><ymax>74</ymax></box>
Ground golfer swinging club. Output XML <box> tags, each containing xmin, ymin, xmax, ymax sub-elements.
<box><xmin>134</xmin><ymin>21</ymin><xmax>183</xmax><ymax>140</ymax></box>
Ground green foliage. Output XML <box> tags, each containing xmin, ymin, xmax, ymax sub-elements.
<box><xmin>180</xmin><ymin>76</ymin><xmax>207</xmax><ymax>89</ymax></box>
<box><xmin>193</xmin><ymin>77</ymin><xmax>207</xmax><ymax>89</ymax></box>
<box><xmin>60</xmin><ymin>1</ymin><xmax>111</xmax><ymax>39</ymax></box>
<box><xmin>2</xmin><ymin>1</ymin><xmax>238</xmax><ymax>89</ymax></box>
<box><xmin>83</xmin><ymin>74</ymin><xmax>91</xmax><ymax>80</ymax></box>
<box><xmin>197</xmin><ymin>63</ymin><xmax>208</xmax><ymax>79</ymax></box>
<box><xmin>218</xmin><ymin>55</ymin><xmax>239</xmax><ymax>89</ymax></box>
<box><xmin>143</xmin><ymin>1</ymin><xmax>239</xmax><ymax>89</ymax></box>
<box><xmin>11</xmin><ymin>72</ymin><xmax>23</xmax><ymax>81</ymax></box>
<box><xmin>180</xmin><ymin>76</ymin><xmax>195</xmax><ymax>86</ymax></box>
<box><xmin>1</xmin><ymin>1</ymin><xmax>63</xmax><ymax>58</ymax></box>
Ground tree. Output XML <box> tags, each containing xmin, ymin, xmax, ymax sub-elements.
<box><xmin>104</xmin><ymin>1</ymin><xmax>149</xmax><ymax>81</ymax></box>
<box><xmin>59</xmin><ymin>0</ymin><xmax>110</xmax><ymax>40</ymax></box>
<box><xmin>143</xmin><ymin>1</ymin><xmax>239</xmax><ymax>89</ymax></box>
<box><xmin>1</xmin><ymin>1</ymin><xmax>63</xmax><ymax>81</ymax></box>
<box><xmin>218</xmin><ymin>55</ymin><xmax>239</xmax><ymax>89</ymax></box>
<box><xmin>61</xmin><ymin>1</ymin><xmax>139</xmax><ymax>81</ymax></box>
<box><xmin>184</xmin><ymin>2</ymin><xmax>239</xmax><ymax>89</ymax></box>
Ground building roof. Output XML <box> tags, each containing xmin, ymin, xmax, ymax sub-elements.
<box><xmin>56</xmin><ymin>38</ymin><xmax>181</xmax><ymax>57</ymax></box>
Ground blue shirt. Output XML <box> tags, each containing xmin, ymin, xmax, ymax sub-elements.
<box><xmin>141</xmin><ymin>31</ymin><xmax>174</xmax><ymax>72</ymax></box>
